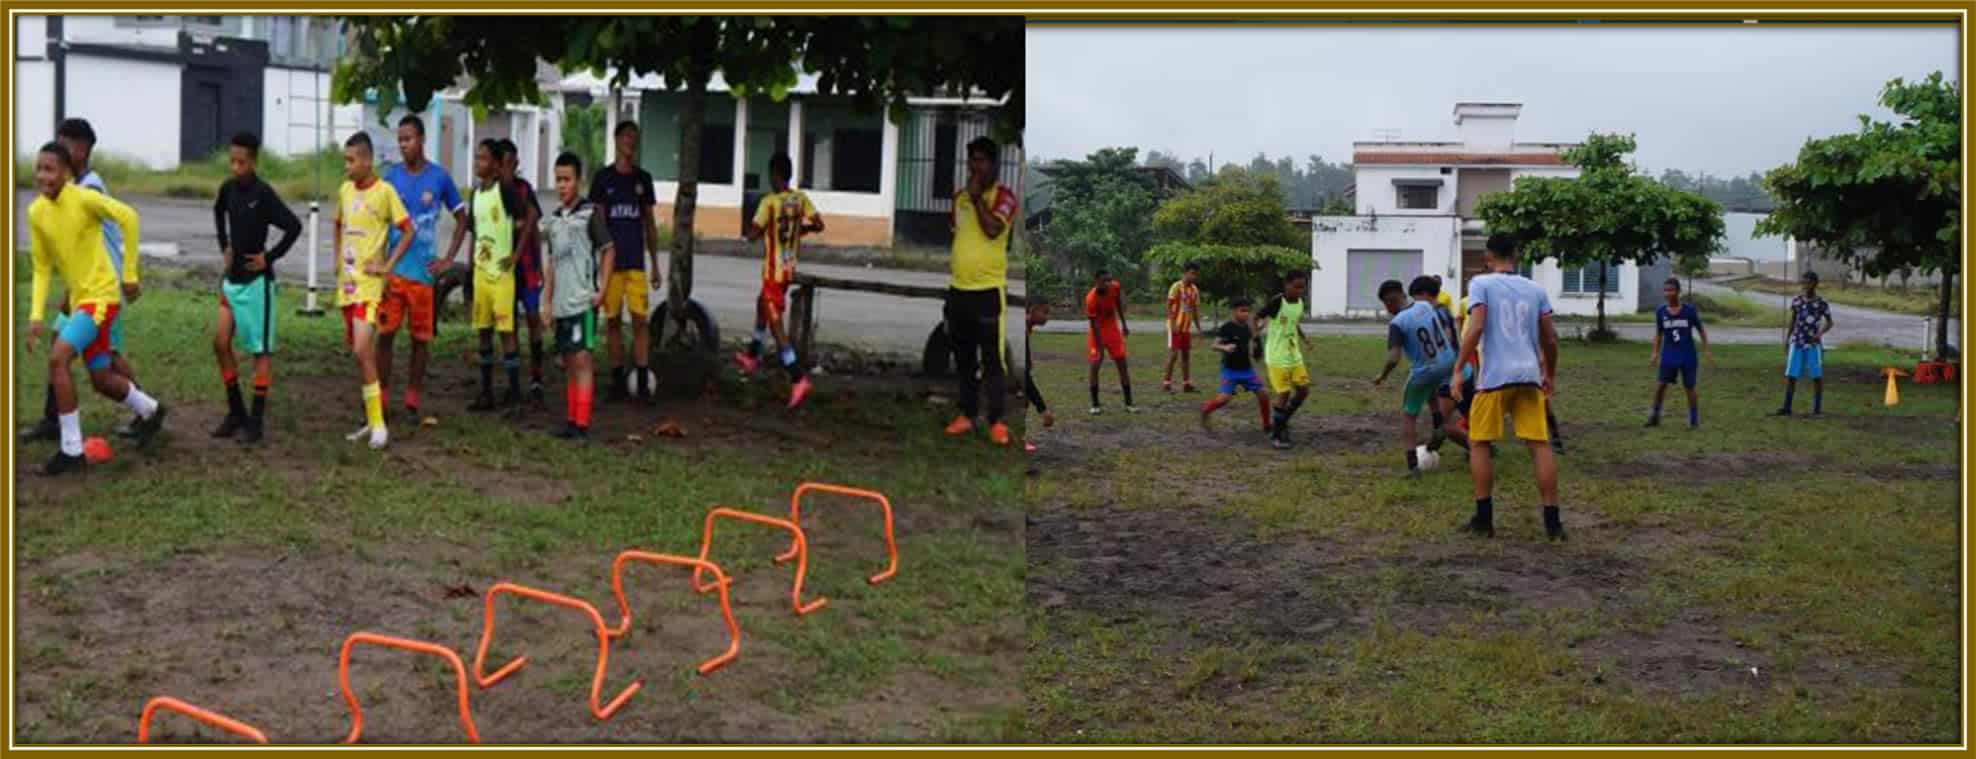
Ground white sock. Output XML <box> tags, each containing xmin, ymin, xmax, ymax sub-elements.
<box><xmin>59</xmin><ymin>411</ymin><xmax>83</xmax><ymax>456</ymax></box>
<box><xmin>122</xmin><ymin>385</ymin><xmax>159</xmax><ymax>418</ymax></box>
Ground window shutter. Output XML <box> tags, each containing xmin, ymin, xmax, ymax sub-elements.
<box><xmin>1562</xmin><ymin>266</ymin><xmax>1581</xmax><ymax>293</ymax></box>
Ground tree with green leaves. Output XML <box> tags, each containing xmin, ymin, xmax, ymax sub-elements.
<box><xmin>334</xmin><ymin>15</ymin><xmax>1022</xmax><ymax>368</ymax></box>
<box><xmin>1757</xmin><ymin>71</ymin><xmax>1959</xmax><ymax>360</ymax></box>
<box><xmin>1477</xmin><ymin>133</ymin><xmax>1725</xmax><ymax>338</ymax></box>
<box><xmin>1144</xmin><ymin>167</ymin><xmax>1309</xmax><ymax>304</ymax></box>
<box><xmin>1036</xmin><ymin>147</ymin><xmax>1161</xmax><ymax>293</ymax></box>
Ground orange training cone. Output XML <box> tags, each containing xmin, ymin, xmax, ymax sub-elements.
<box><xmin>1883</xmin><ymin>368</ymin><xmax>1905</xmax><ymax>407</ymax></box>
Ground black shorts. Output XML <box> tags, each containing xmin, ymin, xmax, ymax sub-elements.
<box><xmin>943</xmin><ymin>287</ymin><xmax>1008</xmax><ymax>367</ymax></box>
<box><xmin>553</xmin><ymin>313</ymin><xmax>597</xmax><ymax>355</ymax></box>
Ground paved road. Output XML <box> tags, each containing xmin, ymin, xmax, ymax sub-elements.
<box><xmin>1692</xmin><ymin>277</ymin><xmax>1958</xmax><ymax>354</ymax></box>
<box><xmin>13</xmin><ymin>190</ymin><xmax>1026</xmax><ymax>362</ymax></box>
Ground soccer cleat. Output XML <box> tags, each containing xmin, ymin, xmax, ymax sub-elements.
<box><xmin>944</xmin><ymin>416</ymin><xmax>975</xmax><ymax>436</ymax></box>
<box><xmin>345</xmin><ymin>425</ymin><xmax>372</xmax><ymax>442</ymax></box>
<box><xmin>553</xmin><ymin>422</ymin><xmax>588</xmax><ymax>441</ymax></box>
<box><xmin>368</xmin><ymin>425</ymin><xmax>390</xmax><ymax>450</ymax></box>
<box><xmin>1162</xmin><ymin>381</ymin><xmax>1174</xmax><ymax>393</ymax></box>
<box><xmin>18</xmin><ymin>417</ymin><xmax>58</xmax><ymax>443</ymax></box>
<box><xmin>1270</xmin><ymin>437</ymin><xmax>1293</xmax><ymax>450</ymax></box>
<box><xmin>238</xmin><ymin>419</ymin><xmax>264</xmax><ymax>445</ymax></box>
<box><xmin>1461</xmin><ymin>516</ymin><xmax>1495</xmax><ymax>538</ymax></box>
<box><xmin>468</xmin><ymin>393</ymin><xmax>497</xmax><ymax>412</ymax></box>
<box><xmin>788</xmin><ymin>376</ymin><xmax>814</xmax><ymax>410</ymax></box>
<box><xmin>1183</xmin><ymin>383</ymin><xmax>1198</xmax><ymax>393</ymax></box>
<box><xmin>1643</xmin><ymin>416</ymin><xmax>1660</xmax><ymax>428</ymax></box>
<box><xmin>1772</xmin><ymin>407</ymin><xmax>1792</xmax><ymax>417</ymax></box>
<box><xmin>530</xmin><ymin>382</ymin><xmax>546</xmax><ymax>405</ymax></box>
<box><xmin>40</xmin><ymin>450</ymin><xmax>86</xmax><ymax>476</ymax></box>
<box><xmin>989</xmin><ymin>422</ymin><xmax>1012</xmax><ymax>446</ymax></box>
<box><xmin>132</xmin><ymin>404</ymin><xmax>168</xmax><ymax>446</ymax></box>
<box><xmin>1023</xmin><ymin>440</ymin><xmax>1037</xmax><ymax>453</ymax></box>
<box><xmin>212</xmin><ymin>414</ymin><xmax>246</xmax><ymax>439</ymax></box>
<box><xmin>734</xmin><ymin>351</ymin><xmax>761</xmax><ymax>377</ymax></box>
<box><xmin>1550</xmin><ymin>438</ymin><xmax>1566</xmax><ymax>456</ymax></box>
<box><xmin>1546</xmin><ymin>522</ymin><xmax>1569</xmax><ymax>542</ymax></box>
<box><xmin>1088</xmin><ymin>406</ymin><xmax>1103</xmax><ymax>416</ymax></box>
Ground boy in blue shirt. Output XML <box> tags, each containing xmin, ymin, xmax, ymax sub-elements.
<box><xmin>1450</xmin><ymin>233</ymin><xmax>1564</xmax><ymax>540</ymax></box>
<box><xmin>379</xmin><ymin>114</ymin><xmax>467</xmax><ymax>424</ymax></box>
<box><xmin>1647</xmin><ymin>277</ymin><xmax>1711</xmax><ymax>428</ymax></box>
<box><xmin>1373</xmin><ymin>277</ymin><xmax>1465</xmax><ymax>474</ymax></box>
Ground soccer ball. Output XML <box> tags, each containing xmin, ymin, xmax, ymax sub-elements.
<box><xmin>1415</xmin><ymin>445</ymin><xmax>1441</xmax><ymax>472</ymax></box>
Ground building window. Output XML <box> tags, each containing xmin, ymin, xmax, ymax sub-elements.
<box><xmin>931</xmin><ymin>121</ymin><xmax>958</xmax><ymax>199</ymax></box>
<box><xmin>700</xmin><ymin>127</ymin><xmax>736</xmax><ymax>185</ymax></box>
<box><xmin>1397</xmin><ymin>184</ymin><xmax>1438</xmax><ymax>210</ymax></box>
<box><xmin>1562</xmin><ymin>262</ymin><xmax>1622</xmax><ymax>294</ymax></box>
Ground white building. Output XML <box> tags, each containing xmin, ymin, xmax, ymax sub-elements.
<box><xmin>1310</xmin><ymin>102</ymin><xmax>1659</xmax><ymax>317</ymax></box>
<box><xmin>15</xmin><ymin>15</ymin><xmax>363</xmax><ymax>169</ymax></box>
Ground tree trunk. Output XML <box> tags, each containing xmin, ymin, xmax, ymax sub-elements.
<box><xmin>1596</xmin><ymin>264</ymin><xmax>1609</xmax><ymax>337</ymax></box>
<box><xmin>668</xmin><ymin>71</ymin><xmax>707</xmax><ymax>343</ymax></box>
<box><xmin>1937</xmin><ymin>269</ymin><xmax>1956</xmax><ymax>361</ymax></box>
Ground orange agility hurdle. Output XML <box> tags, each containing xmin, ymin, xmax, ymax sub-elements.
<box><xmin>695</xmin><ymin>507</ymin><xmax>828</xmax><ymax>616</ymax></box>
<box><xmin>606</xmin><ymin>551</ymin><xmax>742</xmax><ymax>674</ymax></box>
<box><xmin>472</xmin><ymin>582</ymin><xmax>643</xmax><ymax>721</ymax></box>
<box><xmin>780</xmin><ymin>482</ymin><xmax>899</xmax><ymax>585</ymax></box>
<box><xmin>338</xmin><ymin>632</ymin><xmax>481</xmax><ymax>744</ymax></box>
<box><xmin>137</xmin><ymin>697</ymin><xmax>270</xmax><ymax>744</ymax></box>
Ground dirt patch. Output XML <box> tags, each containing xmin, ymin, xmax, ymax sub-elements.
<box><xmin>1583</xmin><ymin>451</ymin><xmax>1822</xmax><ymax>482</ymax></box>
<box><xmin>1572</xmin><ymin>612</ymin><xmax>1769</xmax><ymax>696</ymax></box>
<box><xmin>1291</xmin><ymin>412</ymin><xmax>1392</xmax><ymax>454</ymax></box>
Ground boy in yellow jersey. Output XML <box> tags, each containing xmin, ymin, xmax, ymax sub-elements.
<box><xmin>25</xmin><ymin>142</ymin><xmax>166</xmax><ymax>474</ymax></box>
<box><xmin>942</xmin><ymin>137</ymin><xmax>1019</xmax><ymax>446</ymax></box>
<box><xmin>1162</xmin><ymin>262</ymin><xmax>1202</xmax><ymax>393</ymax></box>
<box><xmin>456</xmin><ymin>139</ymin><xmax>529</xmax><ymax>413</ymax></box>
<box><xmin>333</xmin><ymin>132</ymin><xmax>414</xmax><ymax>450</ymax></box>
<box><xmin>1254</xmin><ymin>269</ymin><xmax>1312</xmax><ymax>450</ymax></box>
<box><xmin>735</xmin><ymin>152</ymin><xmax>825</xmax><ymax>408</ymax></box>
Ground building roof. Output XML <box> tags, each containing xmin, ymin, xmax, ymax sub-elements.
<box><xmin>559</xmin><ymin>68</ymin><xmax>1006</xmax><ymax>106</ymax></box>
<box><xmin>1353</xmin><ymin>151</ymin><xmax>1566</xmax><ymax>166</ymax></box>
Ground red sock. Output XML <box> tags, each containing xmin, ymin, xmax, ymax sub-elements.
<box><xmin>575</xmin><ymin>386</ymin><xmax>593</xmax><ymax>428</ymax></box>
<box><xmin>1202</xmin><ymin>398</ymin><xmax>1227</xmax><ymax>414</ymax></box>
<box><xmin>404</xmin><ymin>387</ymin><xmax>421</xmax><ymax>410</ymax></box>
<box><xmin>220</xmin><ymin>367</ymin><xmax>238</xmax><ymax>385</ymax></box>
<box><xmin>1257</xmin><ymin>395</ymin><xmax>1272</xmax><ymax>431</ymax></box>
<box><xmin>565</xmin><ymin>383</ymin><xmax>578</xmax><ymax>424</ymax></box>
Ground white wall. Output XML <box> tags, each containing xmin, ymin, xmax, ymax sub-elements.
<box><xmin>62</xmin><ymin>16</ymin><xmax>180</xmax><ymax>48</ymax></box>
<box><xmin>15</xmin><ymin>60</ymin><xmax>55</xmax><ymax>153</ymax></box>
<box><xmin>17</xmin><ymin>15</ymin><xmax>48</xmax><ymax>57</ymax></box>
<box><xmin>1455</xmin><ymin>116</ymin><xmax>1514</xmax><ymax>150</ymax></box>
<box><xmin>649</xmin><ymin>106</ymin><xmax>898</xmax><ymax>220</ymax></box>
<box><xmin>1542</xmin><ymin>258</ymin><xmax>1640</xmax><ymax>316</ymax></box>
<box><xmin>1355</xmin><ymin>166</ymin><xmax>1453</xmax><ymax>216</ymax></box>
<box><xmin>263</xmin><ymin>66</ymin><xmax>364</xmax><ymax>158</ymax></box>
<box><xmin>67</xmin><ymin>54</ymin><xmax>180</xmax><ymax>168</ymax></box>
<box><xmin>1311</xmin><ymin>215</ymin><xmax>1460</xmax><ymax>317</ymax></box>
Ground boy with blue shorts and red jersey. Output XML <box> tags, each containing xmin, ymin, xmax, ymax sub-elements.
<box><xmin>1199</xmin><ymin>298</ymin><xmax>1273</xmax><ymax>434</ymax></box>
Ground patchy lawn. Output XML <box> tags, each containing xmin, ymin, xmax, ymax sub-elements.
<box><xmin>1728</xmin><ymin>276</ymin><xmax>1961</xmax><ymax>320</ymax></box>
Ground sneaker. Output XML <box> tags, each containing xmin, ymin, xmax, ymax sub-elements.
<box><xmin>1162</xmin><ymin>381</ymin><xmax>1174</xmax><ymax>393</ymax></box>
<box><xmin>989</xmin><ymin>422</ymin><xmax>1012</xmax><ymax>446</ymax></box>
<box><xmin>18</xmin><ymin>417</ymin><xmax>58</xmax><ymax>443</ymax></box>
<box><xmin>734</xmin><ymin>351</ymin><xmax>761</xmax><ymax>377</ymax></box>
<box><xmin>1643</xmin><ymin>417</ymin><xmax>1660</xmax><ymax>428</ymax></box>
<box><xmin>1546</xmin><ymin>521</ymin><xmax>1569</xmax><ymax>542</ymax></box>
<box><xmin>211</xmin><ymin>414</ymin><xmax>246</xmax><ymax>439</ymax></box>
<box><xmin>238</xmin><ymin>419</ymin><xmax>264</xmax><ymax>445</ymax></box>
<box><xmin>552</xmin><ymin>422</ymin><xmax>588</xmax><ymax>440</ymax></box>
<box><xmin>1182</xmin><ymin>383</ymin><xmax>1198</xmax><ymax>393</ymax></box>
<box><xmin>1088</xmin><ymin>406</ymin><xmax>1103</xmax><ymax>416</ymax></box>
<box><xmin>114</xmin><ymin>416</ymin><xmax>141</xmax><ymax>439</ymax></box>
<box><xmin>40</xmin><ymin>450</ymin><xmax>86</xmax><ymax>476</ymax></box>
<box><xmin>944</xmin><ymin>416</ymin><xmax>975</xmax><ymax>436</ymax></box>
<box><xmin>1270</xmin><ymin>436</ymin><xmax>1292</xmax><ymax>450</ymax></box>
<box><xmin>131</xmin><ymin>404</ymin><xmax>168</xmax><ymax>446</ymax></box>
<box><xmin>1461</xmin><ymin>516</ymin><xmax>1495</xmax><ymax>538</ymax></box>
<box><xmin>345</xmin><ymin>425</ymin><xmax>372</xmax><ymax>443</ymax></box>
<box><xmin>1023</xmin><ymin>440</ymin><xmax>1037</xmax><ymax>453</ymax></box>
<box><xmin>467</xmin><ymin>393</ymin><xmax>497</xmax><ymax>412</ymax></box>
<box><xmin>367</xmin><ymin>426</ymin><xmax>390</xmax><ymax>450</ymax></box>
<box><xmin>788</xmin><ymin>377</ymin><xmax>814</xmax><ymax>410</ymax></box>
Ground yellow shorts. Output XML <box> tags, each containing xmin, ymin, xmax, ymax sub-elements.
<box><xmin>1467</xmin><ymin>386</ymin><xmax>1549</xmax><ymax>443</ymax></box>
<box><xmin>473</xmin><ymin>275</ymin><xmax>517</xmax><ymax>333</ymax></box>
<box><xmin>1265</xmin><ymin>364</ymin><xmax>1311</xmax><ymax>395</ymax></box>
<box><xmin>602</xmin><ymin>270</ymin><xmax>651</xmax><ymax>321</ymax></box>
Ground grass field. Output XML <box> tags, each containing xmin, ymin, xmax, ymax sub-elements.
<box><xmin>12</xmin><ymin>261</ymin><xmax>1025</xmax><ymax>744</ymax></box>
<box><xmin>1728</xmin><ymin>276</ymin><xmax>1962</xmax><ymax>320</ymax></box>
<box><xmin>1023</xmin><ymin>326</ymin><xmax>1960</xmax><ymax>743</ymax></box>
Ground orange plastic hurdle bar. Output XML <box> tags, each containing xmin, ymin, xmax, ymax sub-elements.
<box><xmin>606</xmin><ymin>551</ymin><xmax>742</xmax><ymax>674</ymax></box>
<box><xmin>695</xmin><ymin>507</ymin><xmax>828</xmax><ymax>616</ymax></box>
<box><xmin>472</xmin><ymin>582</ymin><xmax>643</xmax><ymax>721</ymax></box>
<box><xmin>137</xmin><ymin>697</ymin><xmax>270</xmax><ymax>744</ymax></box>
<box><xmin>338</xmin><ymin>632</ymin><xmax>481</xmax><ymax>744</ymax></box>
<box><xmin>780</xmin><ymin>482</ymin><xmax>899</xmax><ymax>585</ymax></box>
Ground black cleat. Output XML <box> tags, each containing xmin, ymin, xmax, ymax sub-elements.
<box><xmin>1462</xmin><ymin>516</ymin><xmax>1495</xmax><ymax>538</ymax></box>
<box><xmin>1270</xmin><ymin>436</ymin><xmax>1293</xmax><ymax>450</ymax></box>
<box><xmin>1643</xmin><ymin>417</ymin><xmax>1660</xmax><ymax>428</ymax></box>
<box><xmin>1547</xmin><ymin>522</ymin><xmax>1569</xmax><ymax>542</ymax></box>
<box><xmin>211</xmin><ymin>414</ymin><xmax>246</xmax><ymax>439</ymax></box>
<box><xmin>132</xmin><ymin>404</ymin><xmax>168</xmax><ymax>446</ymax></box>
<box><xmin>40</xmin><ymin>450</ymin><xmax>86</xmax><ymax>476</ymax></box>
<box><xmin>1773</xmin><ymin>407</ymin><xmax>1792</xmax><ymax>417</ymax></box>
<box><xmin>238</xmin><ymin>419</ymin><xmax>265</xmax><ymax>445</ymax></box>
<box><xmin>114</xmin><ymin>415</ymin><xmax>141</xmax><ymax>439</ymax></box>
<box><xmin>552</xmin><ymin>422</ymin><xmax>589</xmax><ymax>441</ymax></box>
<box><xmin>18</xmin><ymin>417</ymin><xmax>58</xmax><ymax>443</ymax></box>
<box><xmin>467</xmin><ymin>393</ymin><xmax>498</xmax><ymax>412</ymax></box>
<box><xmin>530</xmin><ymin>382</ymin><xmax>546</xmax><ymax>405</ymax></box>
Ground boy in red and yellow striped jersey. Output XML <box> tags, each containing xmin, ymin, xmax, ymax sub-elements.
<box><xmin>735</xmin><ymin>152</ymin><xmax>825</xmax><ymax>409</ymax></box>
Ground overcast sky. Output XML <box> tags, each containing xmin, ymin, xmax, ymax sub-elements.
<box><xmin>1027</xmin><ymin>25</ymin><xmax>1959</xmax><ymax>176</ymax></box>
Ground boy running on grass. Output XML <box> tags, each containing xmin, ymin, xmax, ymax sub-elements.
<box><xmin>1776</xmin><ymin>271</ymin><xmax>1834</xmax><ymax>417</ymax></box>
<box><xmin>1085</xmin><ymin>270</ymin><xmax>1136</xmax><ymax>414</ymax></box>
<box><xmin>1450</xmin><ymin>233</ymin><xmax>1564</xmax><ymax>540</ymax></box>
<box><xmin>379</xmin><ymin>114</ymin><xmax>467</xmax><ymax>424</ymax></box>
<box><xmin>1163</xmin><ymin>262</ymin><xmax>1202</xmax><ymax>393</ymax></box>
<box><xmin>1255</xmin><ymin>269</ymin><xmax>1313</xmax><ymax>450</ymax></box>
<box><xmin>459</xmin><ymin>139</ymin><xmax>528</xmax><ymax>414</ymax></box>
<box><xmin>1198</xmin><ymin>298</ymin><xmax>1272</xmax><ymax>434</ymax></box>
<box><xmin>1024</xmin><ymin>301</ymin><xmax>1055</xmax><ymax>452</ymax></box>
<box><xmin>500</xmin><ymin>138</ymin><xmax>548</xmax><ymax>405</ymax></box>
<box><xmin>26</xmin><ymin>141</ymin><xmax>167</xmax><ymax>474</ymax></box>
<box><xmin>539</xmin><ymin>152</ymin><xmax>615</xmax><ymax>440</ymax></box>
<box><xmin>1373</xmin><ymin>277</ymin><xmax>1465</xmax><ymax>474</ymax></box>
<box><xmin>736</xmin><ymin>151</ymin><xmax>824</xmax><ymax>409</ymax></box>
<box><xmin>211</xmin><ymin>132</ymin><xmax>302</xmax><ymax>444</ymax></box>
<box><xmin>1647</xmin><ymin>277</ymin><xmax>1712</xmax><ymax>428</ymax></box>
<box><xmin>334</xmin><ymin>132</ymin><xmax>415</xmax><ymax>450</ymax></box>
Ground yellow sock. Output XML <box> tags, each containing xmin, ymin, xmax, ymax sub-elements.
<box><xmin>363</xmin><ymin>382</ymin><xmax>385</xmax><ymax>429</ymax></box>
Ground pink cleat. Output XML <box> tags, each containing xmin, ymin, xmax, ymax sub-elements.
<box><xmin>788</xmin><ymin>376</ymin><xmax>814</xmax><ymax>409</ymax></box>
<box><xmin>734</xmin><ymin>351</ymin><xmax>761</xmax><ymax>377</ymax></box>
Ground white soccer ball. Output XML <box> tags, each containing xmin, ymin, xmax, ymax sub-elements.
<box><xmin>1415</xmin><ymin>446</ymin><xmax>1441</xmax><ymax>472</ymax></box>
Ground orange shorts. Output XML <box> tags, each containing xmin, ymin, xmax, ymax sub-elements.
<box><xmin>342</xmin><ymin>302</ymin><xmax>380</xmax><ymax>349</ymax></box>
<box><xmin>1088</xmin><ymin>323</ymin><xmax>1127</xmax><ymax>362</ymax></box>
<box><xmin>760</xmin><ymin>276</ymin><xmax>793</xmax><ymax>320</ymax></box>
<box><xmin>378</xmin><ymin>275</ymin><xmax>436</xmax><ymax>341</ymax></box>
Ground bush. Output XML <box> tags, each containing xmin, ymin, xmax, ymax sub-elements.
<box><xmin>1144</xmin><ymin>242</ymin><xmax>1310</xmax><ymax>304</ymax></box>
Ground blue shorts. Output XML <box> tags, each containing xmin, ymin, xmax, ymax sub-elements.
<box><xmin>1785</xmin><ymin>344</ymin><xmax>1823</xmax><ymax>380</ymax></box>
<box><xmin>1219</xmin><ymin>368</ymin><xmax>1264</xmax><ymax>395</ymax></box>
<box><xmin>516</xmin><ymin>284</ymin><xmax>543</xmax><ymax>317</ymax></box>
<box><xmin>56</xmin><ymin>302</ymin><xmax>119</xmax><ymax>372</ymax></box>
<box><xmin>1657</xmin><ymin>358</ymin><xmax>1698</xmax><ymax>389</ymax></box>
